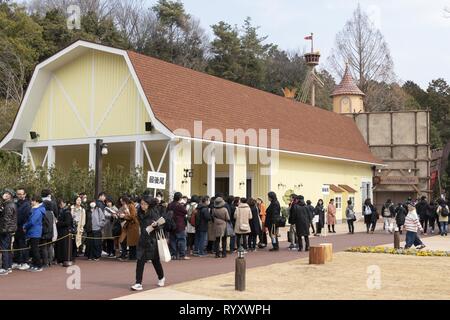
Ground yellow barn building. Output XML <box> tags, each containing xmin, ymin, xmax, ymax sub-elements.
<box><xmin>0</xmin><ymin>41</ymin><xmax>382</xmax><ymax>221</ymax></box>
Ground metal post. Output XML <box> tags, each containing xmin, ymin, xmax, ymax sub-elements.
<box><xmin>394</xmin><ymin>228</ymin><xmax>400</xmax><ymax>249</ymax></box>
<box><xmin>235</xmin><ymin>247</ymin><xmax>246</xmax><ymax>291</ymax></box>
<box><xmin>94</xmin><ymin>139</ymin><xmax>103</xmax><ymax>198</ymax></box>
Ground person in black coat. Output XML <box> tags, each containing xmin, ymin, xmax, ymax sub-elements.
<box><xmin>427</xmin><ymin>201</ymin><xmax>437</xmax><ymax>234</ymax></box>
<box><xmin>362</xmin><ymin>198</ymin><xmax>377</xmax><ymax>234</ymax></box>
<box><xmin>290</xmin><ymin>196</ymin><xmax>311</xmax><ymax>251</ymax></box>
<box><xmin>314</xmin><ymin>199</ymin><xmax>325</xmax><ymax>236</ymax></box>
<box><xmin>415</xmin><ymin>196</ymin><xmax>428</xmax><ymax>233</ymax></box>
<box><xmin>248</xmin><ymin>198</ymin><xmax>261</xmax><ymax>251</ymax></box>
<box><xmin>266</xmin><ymin>191</ymin><xmax>281</xmax><ymax>251</ymax></box>
<box><xmin>131</xmin><ymin>196</ymin><xmax>165</xmax><ymax>291</ymax></box>
<box><xmin>194</xmin><ymin>196</ymin><xmax>211</xmax><ymax>256</ymax></box>
<box><xmin>55</xmin><ymin>199</ymin><xmax>73</xmax><ymax>265</ymax></box>
<box><xmin>395</xmin><ymin>203</ymin><xmax>407</xmax><ymax>234</ymax></box>
<box><xmin>306</xmin><ymin>200</ymin><xmax>315</xmax><ymax>234</ymax></box>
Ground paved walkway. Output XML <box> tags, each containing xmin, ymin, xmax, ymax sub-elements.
<box><xmin>0</xmin><ymin>221</ymin><xmax>438</xmax><ymax>300</ymax></box>
<box><xmin>381</xmin><ymin>234</ymin><xmax>450</xmax><ymax>251</ymax></box>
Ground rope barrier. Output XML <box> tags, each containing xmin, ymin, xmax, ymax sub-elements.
<box><xmin>0</xmin><ymin>233</ymin><xmax>72</xmax><ymax>253</ymax></box>
<box><xmin>0</xmin><ymin>234</ymin><xmax>121</xmax><ymax>253</ymax></box>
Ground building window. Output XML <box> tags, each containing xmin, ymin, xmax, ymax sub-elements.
<box><xmin>349</xmin><ymin>195</ymin><xmax>355</xmax><ymax>206</ymax></box>
<box><xmin>335</xmin><ymin>196</ymin><xmax>342</xmax><ymax>210</ymax></box>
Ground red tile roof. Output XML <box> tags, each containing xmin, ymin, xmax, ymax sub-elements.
<box><xmin>331</xmin><ymin>65</ymin><xmax>365</xmax><ymax>97</ymax></box>
<box><xmin>338</xmin><ymin>184</ymin><xmax>358</xmax><ymax>193</ymax></box>
<box><xmin>127</xmin><ymin>51</ymin><xmax>380</xmax><ymax>164</ymax></box>
<box><xmin>329</xmin><ymin>185</ymin><xmax>344</xmax><ymax>193</ymax></box>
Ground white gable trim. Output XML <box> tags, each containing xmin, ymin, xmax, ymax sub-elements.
<box><xmin>0</xmin><ymin>40</ymin><xmax>174</xmax><ymax>150</ymax></box>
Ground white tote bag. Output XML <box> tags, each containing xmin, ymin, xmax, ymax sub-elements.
<box><xmin>157</xmin><ymin>230</ymin><xmax>171</xmax><ymax>263</ymax></box>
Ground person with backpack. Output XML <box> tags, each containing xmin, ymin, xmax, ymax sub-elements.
<box><xmin>55</xmin><ymin>199</ymin><xmax>73</xmax><ymax>266</ymax></box>
<box><xmin>23</xmin><ymin>195</ymin><xmax>46</xmax><ymax>273</ymax></box>
<box><xmin>345</xmin><ymin>199</ymin><xmax>357</xmax><ymax>234</ymax></box>
<box><xmin>186</xmin><ymin>195</ymin><xmax>199</xmax><ymax>256</ymax></box>
<box><xmin>167</xmin><ymin>192</ymin><xmax>190</xmax><ymax>260</ymax></box>
<box><xmin>363</xmin><ymin>198</ymin><xmax>377</xmax><ymax>234</ymax></box>
<box><xmin>193</xmin><ymin>196</ymin><xmax>211</xmax><ymax>257</ymax></box>
<box><xmin>381</xmin><ymin>199</ymin><xmax>395</xmax><ymax>234</ymax></box>
<box><xmin>436</xmin><ymin>199</ymin><xmax>449</xmax><ymax>236</ymax></box>
<box><xmin>131</xmin><ymin>196</ymin><xmax>165</xmax><ymax>291</ymax></box>
<box><xmin>404</xmin><ymin>203</ymin><xmax>425</xmax><ymax>249</ymax></box>
<box><xmin>395</xmin><ymin>202</ymin><xmax>407</xmax><ymax>234</ymax></box>
<box><xmin>40</xmin><ymin>200</ymin><xmax>55</xmax><ymax>268</ymax></box>
<box><xmin>0</xmin><ymin>189</ymin><xmax>17</xmax><ymax>276</ymax></box>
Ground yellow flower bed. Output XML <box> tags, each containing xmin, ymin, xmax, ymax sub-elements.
<box><xmin>346</xmin><ymin>246</ymin><xmax>450</xmax><ymax>257</ymax></box>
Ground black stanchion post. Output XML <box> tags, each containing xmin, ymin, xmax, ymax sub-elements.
<box><xmin>235</xmin><ymin>246</ymin><xmax>246</xmax><ymax>291</ymax></box>
<box><xmin>394</xmin><ymin>228</ymin><xmax>400</xmax><ymax>249</ymax></box>
<box><xmin>64</xmin><ymin>234</ymin><xmax>73</xmax><ymax>267</ymax></box>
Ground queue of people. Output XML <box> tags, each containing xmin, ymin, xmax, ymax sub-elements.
<box><xmin>1</xmin><ymin>186</ymin><xmax>449</xmax><ymax>285</ymax></box>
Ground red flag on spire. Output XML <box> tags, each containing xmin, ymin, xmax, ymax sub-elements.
<box><xmin>304</xmin><ymin>35</ymin><xmax>313</xmax><ymax>40</ymax></box>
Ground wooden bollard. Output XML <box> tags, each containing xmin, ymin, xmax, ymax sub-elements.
<box><xmin>394</xmin><ymin>230</ymin><xmax>400</xmax><ymax>249</ymax></box>
<box><xmin>309</xmin><ymin>246</ymin><xmax>325</xmax><ymax>264</ymax></box>
<box><xmin>235</xmin><ymin>256</ymin><xmax>246</xmax><ymax>291</ymax></box>
<box><xmin>320</xmin><ymin>243</ymin><xmax>333</xmax><ymax>262</ymax></box>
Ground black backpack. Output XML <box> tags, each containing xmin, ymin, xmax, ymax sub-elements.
<box><xmin>441</xmin><ymin>206</ymin><xmax>449</xmax><ymax>217</ymax></box>
<box><xmin>163</xmin><ymin>209</ymin><xmax>176</xmax><ymax>233</ymax></box>
<box><xmin>42</xmin><ymin>210</ymin><xmax>54</xmax><ymax>240</ymax></box>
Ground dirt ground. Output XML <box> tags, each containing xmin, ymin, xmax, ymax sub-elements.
<box><xmin>171</xmin><ymin>252</ymin><xmax>450</xmax><ymax>300</ymax></box>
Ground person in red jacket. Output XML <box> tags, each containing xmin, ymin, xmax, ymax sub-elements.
<box><xmin>167</xmin><ymin>192</ymin><xmax>190</xmax><ymax>260</ymax></box>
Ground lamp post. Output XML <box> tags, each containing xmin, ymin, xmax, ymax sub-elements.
<box><xmin>94</xmin><ymin>139</ymin><xmax>108</xmax><ymax>197</ymax></box>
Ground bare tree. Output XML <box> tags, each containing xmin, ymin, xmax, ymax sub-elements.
<box><xmin>328</xmin><ymin>4</ymin><xmax>395</xmax><ymax>96</ymax></box>
<box><xmin>0</xmin><ymin>41</ymin><xmax>25</xmax><ymax>111</ymax></box>
<box><xmin>111</xmin><ymin>0</ymin><xmax>158</xmax><ymax>51</ymax></box>
<box><xmin>445</xmin><ymin>6</ymin><xmax>450</xmax><ymax>18</ymax></box>
<box><xmin>27</xmin><ymin>0</ymin><xmax>114</xmax><ymax>20</ymax></box>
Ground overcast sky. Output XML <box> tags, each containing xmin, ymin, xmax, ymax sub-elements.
<box><xmin>180</xmin><ymin>0</ymin><xmax>450</xmax><ymax>89</ymax></box>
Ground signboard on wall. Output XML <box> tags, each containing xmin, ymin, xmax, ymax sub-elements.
<box><xmin>321</xmin><ymin>185</ymin><xmax>330</xmax><ymax>195</ymax></box>
<box><xmin>378</xmin><ymin>176</ymin><xmax>419</xmax><ymax>185</ymax></box>
<box><xmin>147</xmin><ymin>171</ymin><xmax>166</xmax><ymax>189</ymax></box>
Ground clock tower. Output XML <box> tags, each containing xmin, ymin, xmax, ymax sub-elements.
<box><xmin>331</xmin><ymin>64</ymin><xmax>365</xmax><ymax>114</ymax></box>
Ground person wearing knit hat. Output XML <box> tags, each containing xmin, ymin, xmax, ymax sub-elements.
<box><xmin>212</xmin><ymin>197</ymin><xmax>230</xmax><ymax>258</ymax></box>
<box><xmin>404</xmin><ymin>203</ymin><xmax>425</xmax><ymax>250</ymax></box>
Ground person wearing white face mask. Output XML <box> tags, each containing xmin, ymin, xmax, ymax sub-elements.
<box><xmin>85</xmin><ymin>201</ymin><xmax>106</xmax><ymax>261</ymax></box>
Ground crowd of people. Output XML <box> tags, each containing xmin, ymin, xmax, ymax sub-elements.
<box><xmin>0</xmin><ymin>187</ymin><xmax>448</xmax><ymax>289</ymax></box>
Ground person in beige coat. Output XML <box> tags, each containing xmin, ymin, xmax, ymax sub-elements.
<box><xmin>234</xmin><ymin>198</ymin><xmax>252</xmax><ymax>251</ymax></box>
<box><xmin>327</xmin><ymin>199</ymin><xmax>337</xmax><ymax>233</ymax></box>
<box><xmin>71</xmin><ymin>197</ymin><xmax>86</xmax><ymax>256</ymax></box>
<box><xmin>212</xmin><ymin>197</ymin><xmax>230</xmax><ymax>258</ymax></box>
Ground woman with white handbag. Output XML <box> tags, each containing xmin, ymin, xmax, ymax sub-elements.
<box><xmin>131</xmin><ymin>196</ymin><xmax>165</xmax><ymax>291</ymax></box>
<box><xmin>234</xmin><ymin>198</ymin><xmax>253</xmax><ymax>252</ymax></box>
